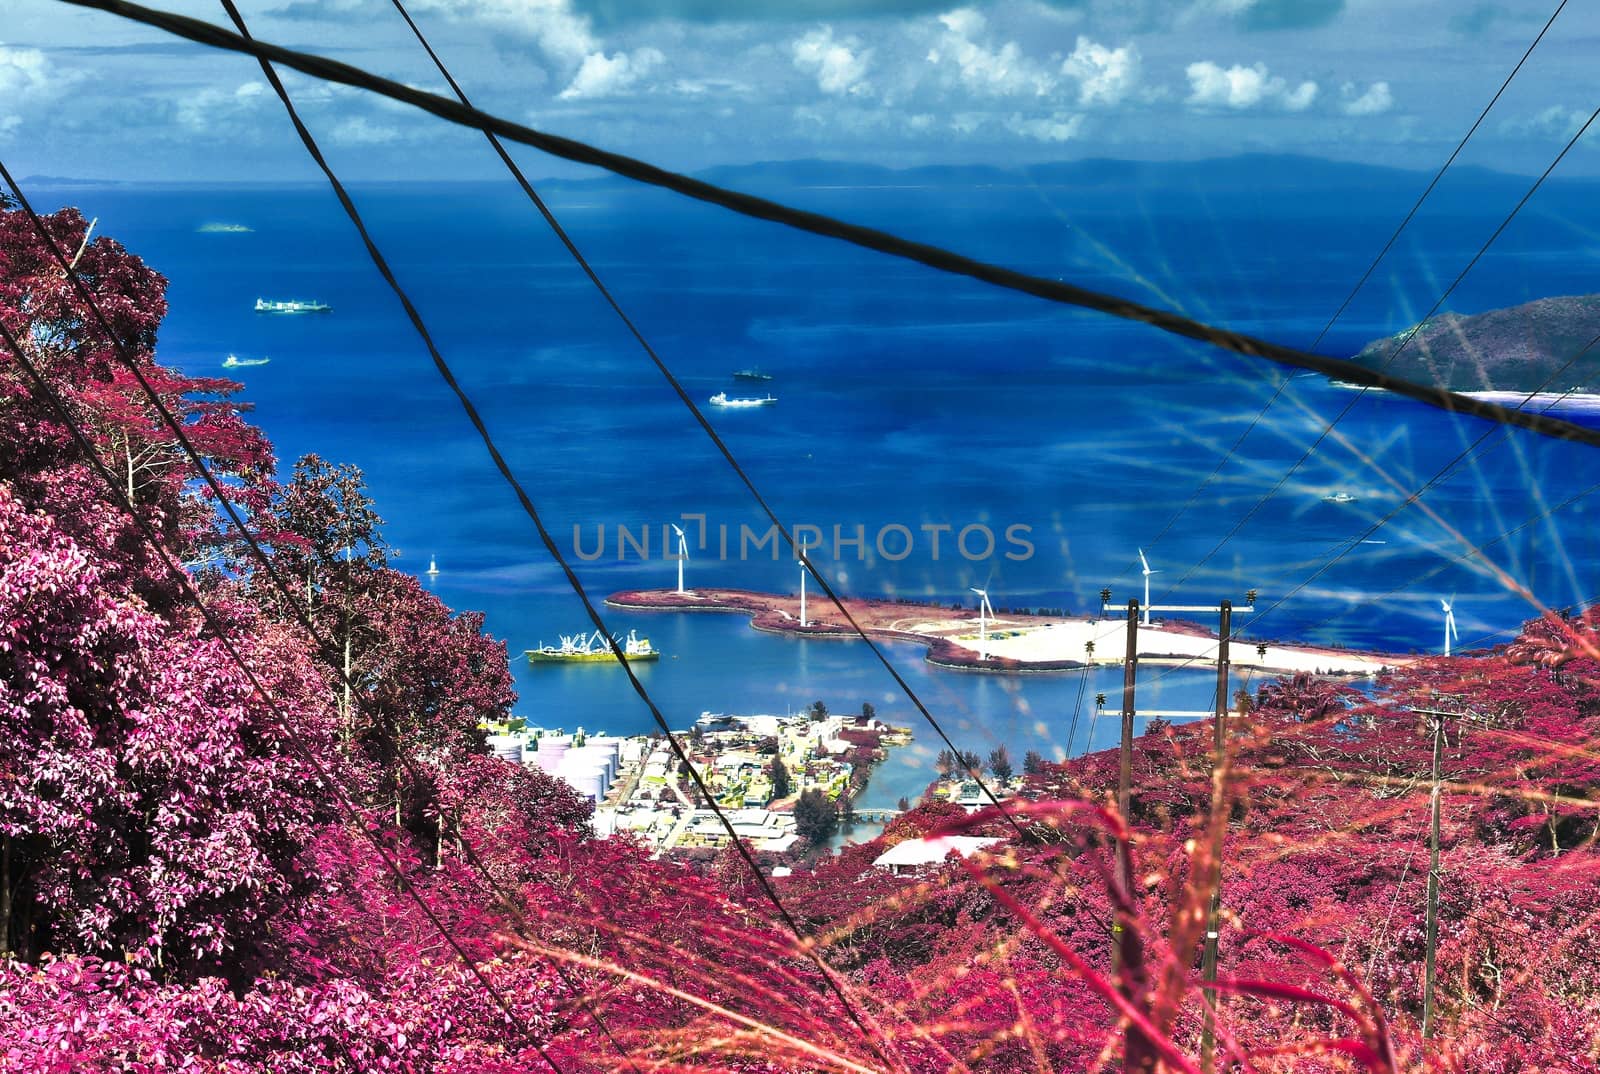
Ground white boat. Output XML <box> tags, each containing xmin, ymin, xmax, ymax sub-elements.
<box><xmin>426</xmin><ymin>555</ymin><xmax>439</xmax><ymax>576</ymax></box>
<box><xmin>1323</xmin><ymin>491</ymin><xmax>1359</xmax><ymax>504</ymax></box>
<box><xmin>255</xmin><ymin>298</ymin><xmax>331</xmax><ymax>314</ymax></box>
<box><xmin>709</xmin><ymin>391</ymin><xmax>777</xmax><ymax>408</ymax></box>
<box><xmin>221</xmin><ymin>354</ymin><xmax>269</xmax><ymax>368</ymax></box>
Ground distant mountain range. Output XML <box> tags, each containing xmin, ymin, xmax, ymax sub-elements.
<box><xmin>1350</xmin><ymin>294</ymin><xmax>1600</xmax><ymax>394</ymax></box>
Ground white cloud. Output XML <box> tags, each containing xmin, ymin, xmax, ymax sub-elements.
<box><xmin>329</xmin><ymin>117</ymin><xmax>401</xmax><ymax>145</ymax></box>
<box><xmin>1004</xmin><ymin>111</ymin><xmax>1084</xmax><ymax>143</ymax></box>
<box><xmin>792</xmin><ymin>27</ymin><xmax>873</xmax><ymax>97</ymax></box>
<box><xmin>1061</xmin><ymin>36</ymin><xmax>1138</xmax><ymax>107</ymax></box>
<box><xmin>419</xmin><ymin>0</ymin><xmax>597</xmax><ymax>64</ymax></box>
<box><xmin>1282</xmin><ymin>80</ymin><xmax>1319</xmax><ymax>111</ymax></box>
<box><xmin>928</xmin><ymin>8</ymin><xmax>1055</xmax><ymax>97</ymax></box>
<box><xmin>175</xmin><ymin>81</ymin><xmax>269</xmax><ymax>134</ymax></box>
<box><xmin>0</xmin><ymin>44</ymin><xmax>52</xmax><ymax>99</ymax></box>
<box><xmin>1519</xmin><ymin>104</ymin><xmax>1589</xmax><ymax>138</ymax></box>
<box><xmin>559</xmin><ymin>47</ymin><xmax>664</xmax><ymax>99</ymax></box>
<box><xmin>416</xmin><ymin>0</ymin><xmax>664</xmax><ymax>100</ymax></box>
<box><xmin>1341</xmin><ymin>80</ymin><xmax>1393</xmax><ymax>116</ymax></box>
<box><xmin>0</xmin><ymin>43</ymin><xmax>71</xmax><ymax>136</ymax></box>
<box><xmin>938</xmin><ymin>8</ymin><xmax>986</xmax><ymax>39</ymax></box>
<box><xmin>1186</xmin><ymin>60</ymin><xmax>1317</xmax><ymax>111</ymax></box>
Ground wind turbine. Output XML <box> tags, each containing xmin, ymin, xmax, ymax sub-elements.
<box><xmin>969</xmin><ymin>586</ymin><xmax>994</xmax><ymax>660</ymax></box>
<box><xmin>671</xmin><ymin>524</ymin><xmax>688</xmax><ymax>594</ymax></box>
<box><xmin>1442</xmin><ymin>599</ymin><xmax>1459</xmax><ymax>657</ymax></box>
<box><xmin>1138</xmin><ymin>548</ymin><xmax>1161</xmax><ymax>626</ymax></box>
<box><xmin>799</xmin><ymin>560</ymin><xmax>808</xmax><ymax>627</ymax></box>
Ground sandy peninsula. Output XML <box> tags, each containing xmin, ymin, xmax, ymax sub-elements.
<box><xmin>604</xmin><ymin>587</ymin><xmax>1408</xmax><ymax>676</ymax></box>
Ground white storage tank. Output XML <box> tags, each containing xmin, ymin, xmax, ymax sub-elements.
<box><xmin>535</xmin><ymin>739</ymin><xmax>570</xmax><ymax>774</ymax></box>
<box><xmin>487</xmin><ymin>735</ymin><xmax>524</xmax><ymax>764</ymax></box>
<box><xmin>569</xmin><ymin>746</ymin><xmax>617</xmax><ymax>784</ymax></box>
<box><xmin>557</xmin><ymin>760</ymin><xmax>608</xmax><ymax>802</ymax></box>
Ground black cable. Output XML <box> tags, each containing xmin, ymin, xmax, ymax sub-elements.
<box><xmin>1133</xmin><ymin>0</ymin><xmax>1570</xmax><ymax>569</ymax></box>
<box><xmin>1289</xmin><ymin>474</ymin><xmax>1600</xmax><ymax>654</ymax></box>
<box><xmin>1160</xmin><ymin>98</ymin><xmax>1600</xmax><ymax>601</ymax></box>
<box><xmin>382</xmin><ymin>0</ymin><xmax>1024</xmax><ymax>834</ymax></box>
<box><xmin>213</xmin><ymin>3</ymin><xmax>898</xmax><ymax>1063</ymax></box>
<box><xmin>0</xmin><ymin>162</ymin><xmax>641</xmax><ymax>1074</ymax></box>
<box><xmin>1138</xmin><ymin>382</ymin><xmax>1599</xmax><ymax>693</ymax></box>
<box><xmin>1063</xmin><ymin>647</ymin><xmax>1093</xmax><ymax>759</ymax></box>
<box><xmin>49</xmin><ymin>0</ymin><xmax>1600</xmax><ymax>452</ymax></box>
<box><xmin>0</xmin><ymin>314</ymin><xmax>568</xmax><ymax>1074</ymax></box>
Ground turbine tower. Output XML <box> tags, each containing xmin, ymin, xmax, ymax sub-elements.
<box><xmin>970</xmin><ymin>586</ymin><xmax>994</xmax><ymax>660</ymax></box>
<box><xmin>1138</xmin><ymin>548</ymin><xmax>1161</xmax><ymax>626</ymax></box>
<box><xmin>1442</xmin><ymin>599</ymin><xmax>1458</xmax><ymax>657</ymax></box>
<box><xmin>799</xmin><ymin>560</ymin><xmax>808</xmax><ymax>627</ymax></box>
<box><xmin>671</xmin><ymin>524</ymin><xmax>688</xmax><ymax>594</ymax></box>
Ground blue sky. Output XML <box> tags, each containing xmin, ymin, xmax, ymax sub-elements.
<box><xmin>3</xmin><ymin>0</ymin><xmax>1597</xmax><ymax>181</ymax></box>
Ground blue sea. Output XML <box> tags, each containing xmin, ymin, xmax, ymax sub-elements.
<box><xmin>27</xmin><ymin>158</ymin><xmax>1600</xmax><ymax>811</ymax></box>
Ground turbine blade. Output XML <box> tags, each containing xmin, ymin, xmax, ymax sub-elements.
<box><xmin>1138</xmin><ymin>548</ymin><xmax>1150</xmax><ymax>573</ymax></box>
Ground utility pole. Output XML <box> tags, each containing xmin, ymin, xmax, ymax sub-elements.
<box><xmin>1425</xmin><ymin>709</ymin><xmax>1442</xmax><ymax>1041</ymax></box>
<box><xmin>1411</xmin><ymin>701</ymin><xmax>1474</xmax><ymax>1041</ymax></box>
<box><xmin>1118</xmin><ymin>598</ymin><xmax>1139</xmax><ymax>911</ymax></box>
<box><xmin>1100</xmin><ymin>586</ymin><xmax>1256</xmax><ymax>1074</ymax></box>
<box><xmin>1114</xmin><ymin>598</ymin><xmax>1152</xmax><ymax>1073</ymax></box>
<box><xmin>1200</xmin><ymin>598</ymin><xmax>1232</xmax><ymax>1074</ymax></box>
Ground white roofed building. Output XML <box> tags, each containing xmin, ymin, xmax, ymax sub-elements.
<box><xmin>872</xmin><ymin>836</ymin><xmax>1003</xmax><ymax>876</ymax></box>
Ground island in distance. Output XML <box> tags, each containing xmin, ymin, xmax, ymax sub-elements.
<box><xmin>1351</xmin><ymin>293</ymin><xmax>1600</xmax><ymax>394</ymax></box>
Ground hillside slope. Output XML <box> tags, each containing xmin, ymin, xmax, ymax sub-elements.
<box><xmin>1352</xmin><ymin>293</ymin><xmax>1600</xmax><ymax>393</ymax></box>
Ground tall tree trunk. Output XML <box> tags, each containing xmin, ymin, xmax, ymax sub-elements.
<box><xmin>341</xmin><ymin>625</ymin><xmax>352</xmax><ymax>745</ymax></box>
<box><xmin>0</xmin><ymin>834</ymin><xmax>12</xmax><ymax>957</ymax></box>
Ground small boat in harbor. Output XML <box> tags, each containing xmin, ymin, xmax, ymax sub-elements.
<box><xmin>709</xmin><ymin>391</ymin><xmax>777</xmax><ymax>408</ymax></box>
<box><xmin>732</xmin><ymin>368</ymin><xmax>773</xmax><ymax>382</ymax></box>
<box><xmin>222</xmin><ymin>354</ymin><xmax>269</xmax><ymax>368</ymax></box>
<box><xmin>527</xmin><ymin>629</ymin><xmax>660</xmax><ymax>664</ymax></box>
<box><xmin>255</xmin><ymin>298</ymin><xmax>331</xmax><ymax>314</ymax></box>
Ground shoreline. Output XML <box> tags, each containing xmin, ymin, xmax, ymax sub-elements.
<box><xmin>605</xmin><ymin>587</ymin><xmax>1410</xmax><ymax>676</ymax></box>
<box><xmin>1328</xmin><ymin>379</ymin><xmax>1600</xmax><ymax>413</ymax></box>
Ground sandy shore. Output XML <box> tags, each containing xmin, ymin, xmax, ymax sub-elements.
<box><xmin>605</xmin><ymin>588</ymin><xmax>1408</xmax><ymax>676</ymax></box>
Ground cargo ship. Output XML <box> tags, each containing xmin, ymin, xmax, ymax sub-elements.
<box><xmin>732</xmin><ymin>368</ymin><xmax>773</xmax><ymax>382</ymax></box>
<box><xmin>709</xmin><ymin>391</ymin><xmax>777</xmax><ymax>408</ymax></box>
<box><xmin>255</xmin><ymin>298</ymin><xmax>331</xmax><ymax>313</ymax></box>
<box><xmin>527</xmin><ymin>629</ymin><xmax>659</xmax><ymax>664</ymax></box>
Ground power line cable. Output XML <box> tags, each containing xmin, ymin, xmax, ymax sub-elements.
<box><xmin>1132</xmin><ymin>369</ymin><xmax>1593</xmax><ymax>694</ymax></box>
<box><xmin>1130</xmin><ymin>0</ymin><xmax>1570</xmax><ymax>568</ymax></box>
<box><xmin>48</xmin><ymin>0</ymin><xmax>1600</xmax><ymax>451</ymax></box>
<box><xmin>0</xmin><ymin>313</ymin><xmax>570</xmax><ymax>1074</ymax></box>
<box><xmin>211</xmin><ymin>3</ymin><xmax>900</xmax><ymax>1063</ymax></box>
<box><xmin>1292</xmin><ymin>474</ymin><xmax>1600</xmax><ymax>653</ymax></box>
<box><xmin>0</xmin><ymin>160</ymin><xmax>645</xmax><ymax>1074</ymax></box>
<box><xmin>381</xmin><ymin>0</ymin><xmax>1023</xmax><ymax>829</ymax></box>
<box><xmin>1129</xmin><ymin>317</ymin><xmax>1600</xmax><ymax>693</ymax></box>
<box><xmin>1159</xmin><ymin>99</ymin><xmax>1600</xmax><ymax>601</ymax></box>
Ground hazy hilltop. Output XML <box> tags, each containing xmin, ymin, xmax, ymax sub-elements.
<box><xmin>1352</xmin><ymin>293</ymin><xmax>1600</xmax><ymax>393</ymax></box>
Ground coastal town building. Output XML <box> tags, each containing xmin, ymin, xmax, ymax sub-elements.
<box><xmin>872</xmin><ymin>836</ymin><xmax>1004</xmax><ymax>875</ymax></box>
<box><xmin>482</xmin><ymin>711</ymin><xmax>910</xmax><ymax>854</ymax></box>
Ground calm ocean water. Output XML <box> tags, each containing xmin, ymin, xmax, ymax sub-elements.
<box><xmin>28</xmin><ymin>162</ymin><xmax>1600</xmax><ymax>809</ymax></box>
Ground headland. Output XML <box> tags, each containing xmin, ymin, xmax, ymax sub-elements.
<box><xmin>605</xmin><ymin>587</ymin><xmax>1408</xmax><ymax>676</ymax></box>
